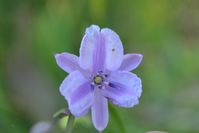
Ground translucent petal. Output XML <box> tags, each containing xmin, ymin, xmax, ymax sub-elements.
<box><xmin>60</xmin><ymin>71</ymin><xmax>93</xmax><ymax>117</ymax></box>
<box><xmin>119</xmin><ymin>54</ymin><xmax>143</xmax><ymax>71</ymax></box>
<box><xmin>79</xmin><ymin>25</ymin><xmax>101</xmax><ymax>72</ymax></box>
<box><xmin>101</xmin><ymin>28</ymin><xmax>124</xmax><ymax>71</ymax></box>
<box><xmin>102</xmin><ymin>71</ymin><xmax>142</xmax><ymax>107</ymax></box>
<box><xmin>55</xmin><ymin>52</ymin><xmax>80</xmax><ymax>73</ymax></box>
<box><xmin>91</xmin><ymin>89</ymin><xmax>109</xmax><ymax>131</ymax></box>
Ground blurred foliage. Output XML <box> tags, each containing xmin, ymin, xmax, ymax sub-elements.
<box><xmin>1</xmin><ymin>0</ymin><xmax>199</xmax><ymax>133</ymax></box>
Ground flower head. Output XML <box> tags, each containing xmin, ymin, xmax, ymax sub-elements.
<box><xmin>55</xmin><ymin>25</ymin><xmax>143</xmax><ymax>131</ymax></box>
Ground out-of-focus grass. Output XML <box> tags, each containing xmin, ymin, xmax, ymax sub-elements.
<box><xmin>1</xmin><ymin>0</ymin><xmax>199</xmax><ymax>133</ymax></box>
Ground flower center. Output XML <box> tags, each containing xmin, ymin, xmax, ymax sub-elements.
<box><xmin>91</xmin><ymin>71</ymin><xmax>109</xmax><ymax>89</ymax></box>
<box><xmin>94</xmin><ymin>75</ymin><xmax>103</xmax><ymax>85</ymax></box>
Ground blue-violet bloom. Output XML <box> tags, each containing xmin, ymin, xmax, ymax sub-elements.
<box><xmin>55</xmin><ymin>25</ymin><xmax>143</xmax><ymax>131</ymax></box>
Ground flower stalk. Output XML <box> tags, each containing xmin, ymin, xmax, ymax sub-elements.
<box><xmin>66</xmin><ymin>113</ymin><xmax>75</xmax><ymax>133</ymax></box>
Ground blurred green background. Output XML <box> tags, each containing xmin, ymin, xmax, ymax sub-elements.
<box><xmin>1</xmin><ymin>0</ymin><xmax>199</xmax><ymax>133</ymax></box>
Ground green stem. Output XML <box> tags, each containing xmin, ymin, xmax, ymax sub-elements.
<box><xmin>66</xmin><ymin>113</ymin><xmax>75</xmax><ymax>133</ymax></box>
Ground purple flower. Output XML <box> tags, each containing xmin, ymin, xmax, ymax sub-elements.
<box><xmin>55</xmin><ymin>25</ymin><xmax>143</xmax><ymax>131</ymax></box>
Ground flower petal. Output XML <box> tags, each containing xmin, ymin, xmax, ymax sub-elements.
<box><xmin>60</xmin><ymin>71</ymin><xmax>93</xmax><ymax>117</ymax></box>
<box><xmin>79</xmin><ymin>25</ymin><xmax>101</xmax><ymax>72</ymax></box>
<box><xmin>55</xmin><ymin>52</ymin><xmax>80</xmax><ymax>73</ymax></box>
<box><xmin>101</xmin><ymin>28</ymin><xmax>124</xmax><ymax>71</ymax></box>
<box><xmin>91</xmin><ymin>89</ymin><xmax>109</xmax><ymax>132</ymax></box>
<box><xmin>119</xmin><ymin>54</ymin><xmax>143</xmax><ymax>71</ymax></box>
<box><xmin>92</xmin><ymin>31</ymin><xmax>106</xmax><ymax>73</ymax></box>
<box><xmin>102</xmin><ymin>71</ymin><xmax>142</xmax><ymax>107</ymax></box>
